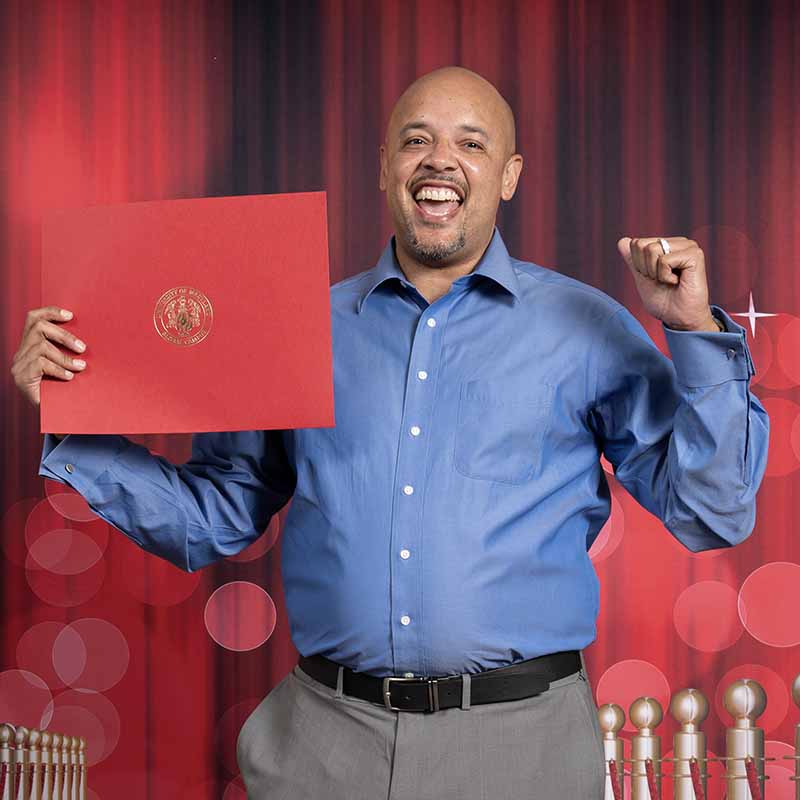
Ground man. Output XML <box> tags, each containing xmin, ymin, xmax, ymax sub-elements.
<box><xmin>13</xmin><ymin>67</ymin><xmax>769</xmax><ymax>799</ymax></box>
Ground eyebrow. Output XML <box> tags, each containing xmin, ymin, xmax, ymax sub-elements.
<box><xmin>398</xmin><ymin>121</ymin><xmax>491</xmax><ymax>141</ymax></box>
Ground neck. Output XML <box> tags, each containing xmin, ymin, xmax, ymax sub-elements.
<box><xmin>394</xmin><ymin>229</ymin><xmax>494</xmax><ymax>304</ymax></box>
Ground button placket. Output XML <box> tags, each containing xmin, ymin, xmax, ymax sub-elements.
<box><xmin>388</xmin><ymin>302</ymin><xmax>452</xmax><ymax>674</ymax></box>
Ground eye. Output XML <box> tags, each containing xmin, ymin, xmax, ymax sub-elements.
<box><xmin>404</xmin><ymin>137</ymin><xmax>427</xmax><ymax>146</ymax></box>
<box><xmin>464</xmin><ymin>141</ymin><xmax>484</xmax><ymax>150</ymax></box>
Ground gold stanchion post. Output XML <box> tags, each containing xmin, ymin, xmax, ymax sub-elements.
<box><xmin>598</xmin><ymin>703</ymin><xmax>626</xmax><ymax>800</ymax></box>
<box><xmin>630</xmin><ymin>697</ymin><xmax>663</xmax><ymax>800</ymax></box>
<box><xmin>723</xmin><ymin>678</ymin><xmax>766</xmax><ymax>799</ymax></box>
<box><xmin>669</xmin><ymin>688</ymin><xmax>708</xmax><ymax>800</ymax></box>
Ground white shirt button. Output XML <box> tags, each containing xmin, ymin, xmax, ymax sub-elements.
<box><xmin>400</xmin><ymin>615</ymin><xmax>411</xmax><ymax>626</ymax></box>
<box><xmin>426</xmin><ymin>318</ymin><xmax>437</xmax><ymax>328</ymax></box>
<box><xmin>410</xmin><ymin>425</ymin><xmax>421</xmax><ymax>437</ymax></box>
<box><xmin>403</xmin><ymin>671</ymin><xmax>415</xmax><ymax>678</ymax></box>
<box><xmin>400</xmin><ymin>549</ymin><xmax>411</xmax><ymax>559</ymax></box>
<box><xmin>402</xmin><ymin>484</ymin><xmax>414</xmax><ymax>495</ymax></box>
<box><xmin>65</xmin><ymin>464</ymin><xmax>74</xmax><ymax>474</ymax></box>
<box><xmin>417</xmin><ymin>370</ymin><xmax>428</xmax><ymax>381</ymax></box>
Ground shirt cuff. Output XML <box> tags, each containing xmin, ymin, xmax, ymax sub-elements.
<box><xmin>662</xmin><ymin>304</ymin><xmax>755</xmax><ymax>388</ymax></box>
<box><xmin>39</xmin><ymin>433</ymin><xmax>132</xmax><ymax>491</ymax></box>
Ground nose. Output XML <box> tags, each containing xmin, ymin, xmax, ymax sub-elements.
<box><xmin>421</xmin><ymin>138</ymin><xmax>457</xmax><ymax>172</ymax></box>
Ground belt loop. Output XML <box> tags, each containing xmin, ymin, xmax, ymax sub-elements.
<box><xmin>335</xmin><ymin>665</ymin><xmax>344</xmax><ymax>699</ymax></box>
<box><xmin>460</xmin><ymin>672</ymin><xmax>471</xmax><ymax>710</ymax></box>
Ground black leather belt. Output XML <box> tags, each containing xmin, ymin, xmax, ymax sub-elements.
<box><xmin>297</xmin><ymin>650</ymin><xmax>582</xmax><ymax>713</ymax></box>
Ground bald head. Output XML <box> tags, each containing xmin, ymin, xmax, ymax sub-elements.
<box><xmin>379</xmin><ymin>65</ymin><xmax>524</xmax><ymax>272</ymax></box>
<box><xmin>386</xmin><ymin>67</ymin><xmax>517</xmax><ymax>158</ymax></box>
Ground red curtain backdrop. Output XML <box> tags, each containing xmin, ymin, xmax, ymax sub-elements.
<box><xmin>1</xmin><ymin>1</ymin><xmax>798</xmax><ymax>797</ymax></box>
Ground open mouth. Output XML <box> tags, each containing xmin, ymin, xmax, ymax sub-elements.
<box><xmin>411</xmin><ymin>183</ymin><xmax>464</xmax><ymax>222</ymax></box>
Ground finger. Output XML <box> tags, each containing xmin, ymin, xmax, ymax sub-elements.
<box><xmin>629</xmin><ymin>238</ymin><xmax>653</xmax><ymax>279</ymax></box>
<box><xmin>39</xmin><ymin>356</ymin><xmax>75</xmax><ymax>382</ymax></box>
<box><xmin>35</xmin><ymin>319</ymin><xmax>86</xmax><ymax>353</ymax></box>
<box><xmin>656</xmin><ymin>251</ymin><xmax>700</xmax><ymax>284</ymax></box>
<box><xmin>23</xmin><ymin>306</ymin><xmax>73</xmax><ymax>338</ymax></box>
<box><xmin>643</xmin><ymin>240</ymin><xmax>668</xmax><ymax>280</ymax></box>
<box><xmin>616</xmin><ymin>237</ymin><xmax>633</xmax><ymax>265</ymax></box>
<box><xmin>16</xmin><ymin>339</ymin><xmax>85</xmax><ymax>380</ymax></box>
<box><xmin>656</xmin><ymin>254</ymin><xmax>679</xmax><ymax>285</ymax></box>
<box><xmin>40</xmin><ymin>340</ymin><xmax>86</xmax><ymax>372</ymax></box>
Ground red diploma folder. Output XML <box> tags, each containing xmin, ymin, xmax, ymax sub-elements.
<box><xmin>40</xmin><ymin>192</ymin><xmax>334</xmax><ymax>434</ymax></box>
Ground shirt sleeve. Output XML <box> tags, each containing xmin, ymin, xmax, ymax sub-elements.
<box><xmin>588</xmin><ymin>303</ymin><xmax>769</xmax><ymax>552</ymax></box>
<box><xmin>38</xmin><ymin>429</ymin><xmax>297</xmax><ymax>571</ymax></box>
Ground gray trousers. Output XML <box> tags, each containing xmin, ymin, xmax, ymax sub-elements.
<box><xmin>237</xmin><ymin>657</ymin><xmax>606</xmax><ymax>799</ymax></box>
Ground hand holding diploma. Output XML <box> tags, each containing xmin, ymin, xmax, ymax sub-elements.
<box><xmin>11</xmin><ymin>305</ymin><xmax>88</xmax><ymax>439</ymax></box>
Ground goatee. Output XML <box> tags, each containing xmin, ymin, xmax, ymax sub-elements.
<box><xmin>403</xmin><ymin>219</ymin><xmax>467</xmax><ymax>266</ymax></box>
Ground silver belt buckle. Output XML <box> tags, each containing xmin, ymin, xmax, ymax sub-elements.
<box><xmin>383</xmin><ymin>676</ymin><xmax>440</xmax><ymax>712</ymax></box>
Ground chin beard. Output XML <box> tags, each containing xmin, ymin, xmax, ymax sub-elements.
<box><xmin>401</xmin><ymin>215</ymin><xmax>467</xmax><ymax>266</ymax></box>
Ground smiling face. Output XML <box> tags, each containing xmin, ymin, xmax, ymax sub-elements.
<box><xmin>380</xmin><ymin>67</ymin><xmax>523</xmax><ymax>270</ymax></box>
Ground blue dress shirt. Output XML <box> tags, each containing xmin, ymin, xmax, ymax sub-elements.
<box><xmin>39</xmin><ymin>228</ymin><xmax>769</xmax><ymax>678</ymax></box>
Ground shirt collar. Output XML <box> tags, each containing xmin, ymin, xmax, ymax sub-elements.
<box><xmin>357</xmin><ymin>227</ymin><xmax>521</xmax><ymax>314</ymax></box>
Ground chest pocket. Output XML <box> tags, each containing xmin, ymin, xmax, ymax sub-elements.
<box><xmin>454</xmin><ymin>379</ymin><xmax>554</xmax><ymax>485</ymax></box>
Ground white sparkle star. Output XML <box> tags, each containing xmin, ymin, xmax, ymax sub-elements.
<box><xmin>731</xmin><ymin>292</ymin><xmax>777</xmax><ymax>338</ymax></box>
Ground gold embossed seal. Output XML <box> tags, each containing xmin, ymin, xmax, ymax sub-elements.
<box><xmin>153</xmin><ymin>286</ymin><xmax>213</xmax><ymax>346</ymax></box>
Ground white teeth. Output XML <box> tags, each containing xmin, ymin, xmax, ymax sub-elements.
<box><xmin>414</xmin><ymin>186</ymin><xmax>461</xmax><ymax>202</ymax></box>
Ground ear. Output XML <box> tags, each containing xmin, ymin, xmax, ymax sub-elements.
<box><xmin>500</xmin><ymin>154</ymin><xmax>523</xmax><ymax>201</ymax></box>
<box><xmin>379</xmin><ymin>144</ymin><xmax>388</xmax><ymax>191</ymax></box>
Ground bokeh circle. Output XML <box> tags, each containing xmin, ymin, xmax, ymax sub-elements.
<box><xmin>25</xmin><ymin>553</ymin><xmax>106</xmax><ymax>607</ymax></box>
<box><xmin>739</xmin><ymin>562</ymin><xmax>800</xmax><ymax>647</ymax></box>
<box><xmin>27</xmin><ymin>528</ymin><xmax>103</xmax><ymax>574</ymax></box>
<box><xmin>49</xmin><ymin>689</ymin><xmax>121</xmax><ymax>766</ymax></box>
<box><xmin>690</xmin><ymin>225</ymin><xmax>759</xmax><ymax>306</ymax></box>
<box><xmin>204</xmin><ymin>582</ymin><xmax>277</xmax><ymax>651</ymax></box>
<box><xmin>0</xmin><ymin>669</ymin><xmax>53</xmax><ymax>730</ymax></box>
<box><xmin>53</xmin><ymin>618</ymin><xmax>130</xmax><ymax>692</ymax></box>
<box><xmin>673</xmin><ymin>581</ymin><xmax>743</xmax><ymax>652</ymax></box>
<box><xmin>44</xmin><ymin>480</ymin><xmax>99</xmax><ymax>522</ymax></box>
<box><xmin>215</xmin><ymin>698</ymin><xmax>261</xmax><ymax>775</ymax></box>
<box><xmin>762</xmin><ymin>398</ymin><xmax>800</xmax><ymax>477</ymax></box>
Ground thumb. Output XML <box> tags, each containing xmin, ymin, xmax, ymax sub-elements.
<box><xmin>617</xmin><ymin>236</ymin><xmax>633</xmax><ymax>265</ymax></box>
